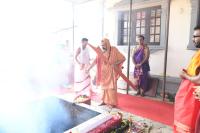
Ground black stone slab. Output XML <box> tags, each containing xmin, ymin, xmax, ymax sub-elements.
<box><xmin>0</xmin><ymin>97</ymin><xmax>100</xmax><ymax>133</ymax></box>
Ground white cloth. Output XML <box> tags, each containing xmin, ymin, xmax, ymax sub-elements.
<box><xmin>78</xmin><ymin>47</ymin><xmax>90</xmax><ymax>65</ymax></box>
<box><xmin>74</xmin><ymin>46</ymin><xmax>91</xmax><ymax>96</ymax></box>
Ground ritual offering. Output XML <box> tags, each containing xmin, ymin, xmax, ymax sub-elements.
<box><xmin>74</xmin><ymin>95</ymin><xmax>91</xmax><ymax>105</ymax></box>
<box><xmin>88</xmin><ymin>112</ymin><xmax>122</xmax><ymax>133</ymax></box>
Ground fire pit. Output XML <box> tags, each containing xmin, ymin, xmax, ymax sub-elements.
<box><xmin>0</xmin><ymin>96</ymin><xmax>112</xmax><ymax>133</ymax></box>
<box><xmin>74</xmin><ymin>95</ymin><xmax>91</xmax><ymax>105</ymax></box>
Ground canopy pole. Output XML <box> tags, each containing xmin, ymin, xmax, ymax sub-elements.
<box><xmin>102</xmin><ymin>0</ymin><xmax>105</xmax><ymax>38</ymax></box>
<box><xmin>126</xmin><ymin>0</ymin><xmax>133</xmax><ymax>94</ymax></box>
<box><xmin>162</xmin><ymin>0</ymin><xmax>171</xmax><ymax>101</ymax></box>
<box><xmin>72</xmin><ymin>3</ymin><xmax>75</xmax><ymax>54</ymax></box>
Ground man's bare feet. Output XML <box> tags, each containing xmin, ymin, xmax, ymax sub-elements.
<box><xmin>98</xmin><ymin>102</ymin><xmax>106</xmax><ymax>106</ymax></box>
<box><xmin>140</xmin><ymin>90</ymin><xmax>145</xmax><ymax>97</ymax></box>
<box><xmin>107</xmin><ymin>104</ymin><xmax>116</xmax><ymax>109</ymax></box>
<box><xmin>135</xmin><ymin>89</ymin><xmax>140</xmax><ymax>95</ymax></box>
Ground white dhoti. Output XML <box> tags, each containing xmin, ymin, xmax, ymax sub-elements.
<box><xmin>74</xmin><ymin>64</ymin><xmax>92</xmax><ymax>97</ymax></box>
<box><xmin>74</xmin><ymin>46</ymin><xmax>92</xmax><ymax>97</ymax></box>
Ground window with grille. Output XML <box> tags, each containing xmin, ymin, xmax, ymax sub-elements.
<box><xmin>118</xmin><ymin>11</ymin><xmax>129</xmax><ymax>45</ymax></box>
<box><xmin>118</xmin><ymin>6</ymin><xmax>161</xmax><ymax>46</ymax></box>
<box><xmin>149</xmin><ymin>7</ymin><xmax>161</xmax><ymax>45</ymax></box>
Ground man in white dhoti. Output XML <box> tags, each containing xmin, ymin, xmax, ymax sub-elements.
<box><xmin>74</xmin><ymin>38</ymin><xmax>92</xmax><ymax>97</ymax></box>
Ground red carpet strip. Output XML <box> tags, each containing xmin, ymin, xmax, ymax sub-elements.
<box><xmin>54</xmin><ymin>88</ymin><xmax>174</xmax><ymax>126</ymax></box>
<box><xmin>117</xmin><ymin>93</ymin><xmax>174</xmax><ymax>126</ymax></box>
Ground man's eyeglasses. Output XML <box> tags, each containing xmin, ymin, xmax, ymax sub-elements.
<box><xmin>193</xmin><ymin>35</ymin><xmax>200</xmax><ymax>38</ymax></box>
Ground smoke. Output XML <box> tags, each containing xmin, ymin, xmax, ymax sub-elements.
<box><xmin>0</xmin><ymin>0</ymin><xmax>74</xmax><ymax>132</ymax></box>
<box><xmin>0</xmin><ymin>0</ymin><xmax>105</xmax><ymax>132</ymax></box>
<box><xmin>0</xmin><ymin>97</ymin><xmax>72</xmax><ymax>133</ymax></box>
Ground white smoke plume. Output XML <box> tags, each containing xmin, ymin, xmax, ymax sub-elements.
<box><xmin>0</xmin><ymin>0</ymin><xmax>74</xmax><ymax>132</ymax></box>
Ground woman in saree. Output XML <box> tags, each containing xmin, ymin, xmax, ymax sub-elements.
<box><xmin>132</xmin><ymin>35</ymin><xmax>150</xmax><ymax>96</ymax></box>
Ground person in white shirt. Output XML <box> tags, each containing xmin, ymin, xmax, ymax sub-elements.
<box><xmin>74</xmin><ymin>38</ymin><xmax>92</xmax><ymax>97</ymax></box>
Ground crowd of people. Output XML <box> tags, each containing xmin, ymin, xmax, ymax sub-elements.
<box><xmin>74</xmin><ymin>36</ymin><xmax>150</xmax><ymax>107</ymax></box>
<box><xmin>73</xmin><ymin>25</ymin><xmax>200</xmax><ymax>133</ymax></box>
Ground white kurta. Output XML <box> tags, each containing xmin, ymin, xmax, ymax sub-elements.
<box><xmin>74</xmin><ymin>46</ymin><xmax>91</xmax><ymax>96</ymax></box>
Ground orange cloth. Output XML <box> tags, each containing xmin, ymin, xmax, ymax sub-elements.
<box><xmin>174</xmin><ymin>50</ymin><xmax>200</xmax><ymax>133</ymax></box>
<box><xmin>102</xmin><ymin>89</ymin><xmax>118</xmax><ymax>106</ymax></box>
<box><xmin>195</xmin><ymin>111</ymin><xmax>200</xmax><ymax>133</ymax></box>
<box><xmin>96</xmin><ymin>39</ymin><xmax>125</xmax><ymax>106</ymax></box>
<box><xmin>88</xmin><ymin>43</ymin><xmax>136</xmax><ymax>90</ymax></box>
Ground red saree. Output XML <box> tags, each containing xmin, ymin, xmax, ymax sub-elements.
<box><xmin>174</xmin><ymin>50</ymin><xmax>200</xmax><ymax>133</ymax></box>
